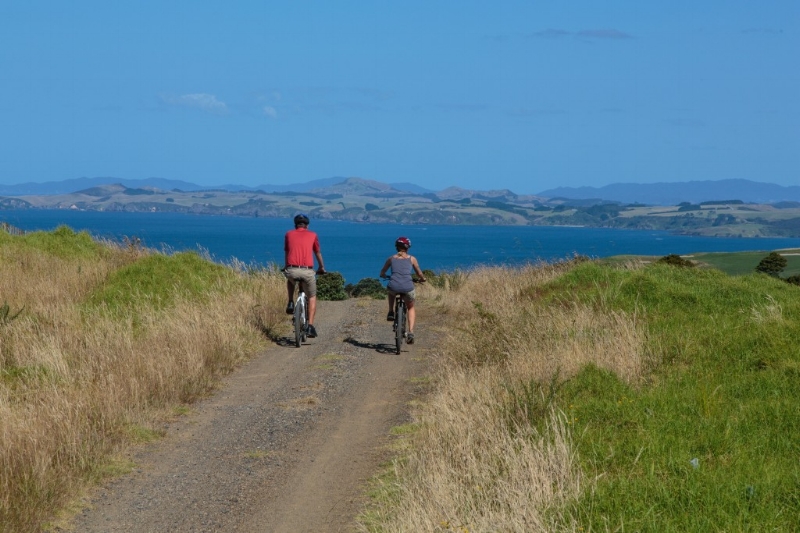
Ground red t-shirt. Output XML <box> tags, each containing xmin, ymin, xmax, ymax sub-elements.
<box><xmin>284</xmin><ymin>227</ymin><xmax>320</xmax><ymax>267</ymax></box>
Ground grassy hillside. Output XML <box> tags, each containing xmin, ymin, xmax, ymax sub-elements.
<box><xmin>604</xmin><ymin>248</ymin><xmax>800</xmax><ymax>278</ymax></box>
<box><xmin>0</xmin><ymin>228</ymin><xmax>286</xmax><ymax>533</ymax></box>
<box><xmin>362</xmin><ymin>259</ymin><xmax>800</xmax><ymax>531</ymax></box>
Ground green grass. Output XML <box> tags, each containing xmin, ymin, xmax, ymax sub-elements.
<box><xmin>690</xmin><ymin>249</ymin><xmax>800</xmax><ymax>277</ymax></box>
<box><xmin>0</xmin><ymin>225</ymin><xmax>106</xmax><ymax>260</ymax></box>
<box><xmin>538</xmin><ymin>262</ymin><xmax>800</xmax><ymax>531</ymax></box>
<box><xmin>604</xmin><ymin>249</ymin><xmax>800</xmax><ymax>277</ymax></box>
<box><xmin>86</xmin><ymin>251</ymin><xmax>234</xmax><ymax>315</ymax></box>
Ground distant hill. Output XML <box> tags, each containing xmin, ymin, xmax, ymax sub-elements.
<box><xmin>0</xmin><ymin>177</ymin><xmax>206</xmax><ymax>195</ymax></box>
<box><xmin>4</xmin><ymin>177</ymin><xmax>800</xmax><ymax>237</ymax></box>
<box><xmin>2</xmin><ymin>176</ymin><xmax>797</xmax><ymax>206</ymax></box>
<box><xmin>538</xmin><ymin>179</ymin><xmax>800</xmax><ymax>206</ymax></box>
<box><xmin>0</xmin><ymin>176</ymin><xmax>435</xmax><ymax>196</ymax></box>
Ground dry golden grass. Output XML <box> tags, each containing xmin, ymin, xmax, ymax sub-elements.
<box><xmin>0</xmin><ymin>239</ymin><xmax>285</xmax><ymax>532</ymax></box>
<box><xmin>362</xmin><ymin>261</ymin><xmax>646</xmax><ymax>532</ymax></box>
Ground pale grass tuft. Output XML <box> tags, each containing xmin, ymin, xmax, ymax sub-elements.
<box><xmin>503</xmin><ymin>302</ymin><xmax>646</xmax><ymax>385</ymax></box>
<box><xmin>378</xmin><ymin>368</ymin><xmax>581</xmax><ymax>532</ymax></box>
<box><xmin>749</xmin><ymin>294</ymin><xmax>783</xmax><ymax>324</ymax></box>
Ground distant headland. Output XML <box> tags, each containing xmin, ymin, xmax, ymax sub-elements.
<box><xmin>1</xmin><ymin>177</ymin><xmax>799</xmax><ymax>237</ymax></box>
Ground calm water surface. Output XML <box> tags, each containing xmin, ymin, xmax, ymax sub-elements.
<box><xmin>4</xmin><ymin>209</ymin><xmax>800</xmax><ymax>284</ymax></box>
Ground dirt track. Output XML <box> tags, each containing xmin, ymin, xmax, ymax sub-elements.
<box><xmin>67</xmin><ymin>298</ymin><xmax>430</xmax><ymax>533</ymax></box>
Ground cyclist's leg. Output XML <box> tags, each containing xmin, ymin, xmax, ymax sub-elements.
<box><xmin>404</xmin><ymin>288</ymin><xmax>417</xmax><ymax>334</ymax></box>
<box><xmin>286</xmin><ymin>278</ymin><xmax>295</xmax><ymax>303</ymax></box>
<box><xmin>386</xmin><ymin>290</ymin><xmax>397</xmax><ymax>320</ymax></box>
<box><xmin>284</xmin><ymin>272</ymin><xmax>297</xmax><ymax>313</ymax></box>
<box><xmin>298</xmin><ymin>270</ymin><xmax>317</xmax><ymax>326</ymax></box>
<box><xmin>308</xmin><ymin>295</ymin><xmax>317</xmax><ymax>324</ymax></box>
<box><xmin>387</xmin><ymin>291</ymin><xmax>396</xmax><ymax>314</ymax></box>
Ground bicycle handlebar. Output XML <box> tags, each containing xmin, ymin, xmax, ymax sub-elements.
<box><xmin>380</xmin><ymin>276</ymin><xmax>426</xmax><ymax>284</ymax></box>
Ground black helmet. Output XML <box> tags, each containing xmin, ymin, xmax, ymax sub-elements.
<box><xmin>294</xmin><ymin>213</ymin><xmax>310</xmax><ymax>226</ymax></box>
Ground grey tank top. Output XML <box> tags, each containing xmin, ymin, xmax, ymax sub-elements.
<box><xmin>388</xmin><ymin>256</ymin><xmax>414</xmax><ymax>293</ymax></box>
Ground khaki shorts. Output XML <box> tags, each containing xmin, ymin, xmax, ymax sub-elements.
<box><xmin>284</xmin><ymin>267</ymin><xmax>317</xmax><ymax>298</ymax></box>
<box><xmin>391</xmin><ymin>288</ymin><xmax>416</xmax><ymax>304</ymax></box>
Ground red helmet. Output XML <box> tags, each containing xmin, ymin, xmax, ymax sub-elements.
<box><xmin>395</xmin><ymin>236</ymin><xmax>411</xmax><ymax>250</ymax></box>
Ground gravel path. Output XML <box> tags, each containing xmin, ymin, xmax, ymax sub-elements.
<box><xmin>67</xmin><ymin>297</ymin><xmax>430</xmax><ymax>533</ymax></box>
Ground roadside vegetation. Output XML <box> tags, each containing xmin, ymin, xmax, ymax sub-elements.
<box><xmin>4</xmin><ymin>224</ymin><xmax>799</xmax><ymax>531</ymax></box>
<box><xmin>0</xmin><ymin>227</ymin><xmax>286</xmax><ymax>533</ymax></box>
<box><xmin>360</xmin><ymin>257</ymin><xmax>800</xmax><ymax>531</ymax></box>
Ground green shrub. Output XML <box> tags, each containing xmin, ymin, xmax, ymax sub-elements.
<box><xmin>755</xmin><ymin>251</ymin><xmax>787</xmax><ymax>277</ymax></box>
<box><xmin>316</xmin><ymin>271</ymin><xmax>347</xmax><ymax>301</ymax></box>
<box><xmin>345</xmin><ymin>278</ymin><xmax>386</xmax><ymax>299</ymax></box>
<box><xmin>786</xmin><ymin>274</ymin><xmax>800</xmax><ymax>286</ymax></box>
<box><xmin>656</xmin><ymin>254</ymin><xmax>695</xmax><ymax>268</ymax></box>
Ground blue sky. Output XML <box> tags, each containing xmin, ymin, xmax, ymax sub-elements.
<box><xmin>1</xmin><ymin>1</ymin><xmax>797</xmax><ymax>194</ymax></box>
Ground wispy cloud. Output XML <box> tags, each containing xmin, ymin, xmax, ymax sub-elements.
<box><xmin>254</xmin><ymin>86</ymin><xmax>392</xmax><ymax>116</ymax></box>
<box><xmin>508</xmin><ymin>107</ymin><xmax>567</xmax><ymax>117</ymax></box>
<box><xmin>161</xmin><ymin>93</ymin><xmax>228</xmax><ymax>114</ymax></box>
<box><xmin>531</xmin><ymin>28</ymin><xmax>633</xmax><ymax>40</ymax></box>
<box><xmin>531</xmin><ymin>28</ymin><xmax>572</xmax><ymax>38</ymax></box>
<box><xmin>577</xmin><ymin>29</ymin><xmax>633</xmax><ymax>39</ymax></box>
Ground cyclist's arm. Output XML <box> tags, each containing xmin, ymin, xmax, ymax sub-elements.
<box><xmin>410</xmin><ymin>256</ymin><xmax>426</xmax><ymax>282</ymax></box>
<box><xmin>379</xmin><ymin>257</ymin><xmax>392</xmax><ymax>278</ymax></box>
<box><xmin>315</xmin><ymin>250</ymin><xmax>326</xmax><ymax>274</ymax></box>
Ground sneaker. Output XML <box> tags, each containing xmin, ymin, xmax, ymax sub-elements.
<box><xmin>306</xmin><ymin>324</ymin><xmax>317</xmax><ymax>338</ymax></box>
<box><xmin>406</xmin><ymin>332</ymin><xmax>414</xmax><ymax>344</ymax></box>
<box><xmin>386</xmin><ymin>312</ymin><xmax>395</xmax><ymax>322</ymax></box>
<box><xmin>286</xmin><ymin>302</ymin><xmax>294</xmax><ymax>315</ymax></box>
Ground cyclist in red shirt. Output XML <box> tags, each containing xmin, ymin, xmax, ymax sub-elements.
<box><xmin>284</xmin><ymin>213</ymin><xmax>326</xmax><ymax>338</ymax></box>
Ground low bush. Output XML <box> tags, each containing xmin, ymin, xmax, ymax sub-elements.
<box><xmin>345</xmin><ymin>278</ymin><xmax>385</xmax><ymax>299</ymax></box>
<box><xmin>316</xmin><ymin>271</ymin><xmax>347</xmax><ymax>301</ymax></box>
<box><xmin>656</xmin><ymin>253</ymin><xmax>695</xmax><ymax>267</ymax></box>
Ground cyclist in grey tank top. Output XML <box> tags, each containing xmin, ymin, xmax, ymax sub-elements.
<box><xmin>379</xmin><ymin>236</ymin><xmax>426</xmax><ymax>343</ymax></box>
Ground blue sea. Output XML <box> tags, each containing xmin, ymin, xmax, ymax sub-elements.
<box><xmin>3</xmin><ymin>209</ymin><xmax>800</xmax><ymax>284</ymax></box>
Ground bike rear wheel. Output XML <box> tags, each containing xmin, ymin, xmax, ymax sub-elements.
<box><xmin>394</xmin><ymin>301</ymin><xmax>405</xmax><ymax>354</ymax></box>
<box><xmin>301</xmin><ymin>296</ymin><xmax>308</xmax><ymax>342</ymax></box>
<box><xmin>293</xmin><ymin>295</ymin><xmax>305</xmax><ymax>347</ymax></box>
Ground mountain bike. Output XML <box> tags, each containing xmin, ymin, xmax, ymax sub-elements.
<box><xmin>381</xmin><ymin>278</ymin><xmax>416</xmax><ymax>354</ymax></box>
<box><xmin>292</xmin><ymin>282</ymin><xmax>309</xmax><ymax>348</ymax></box>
